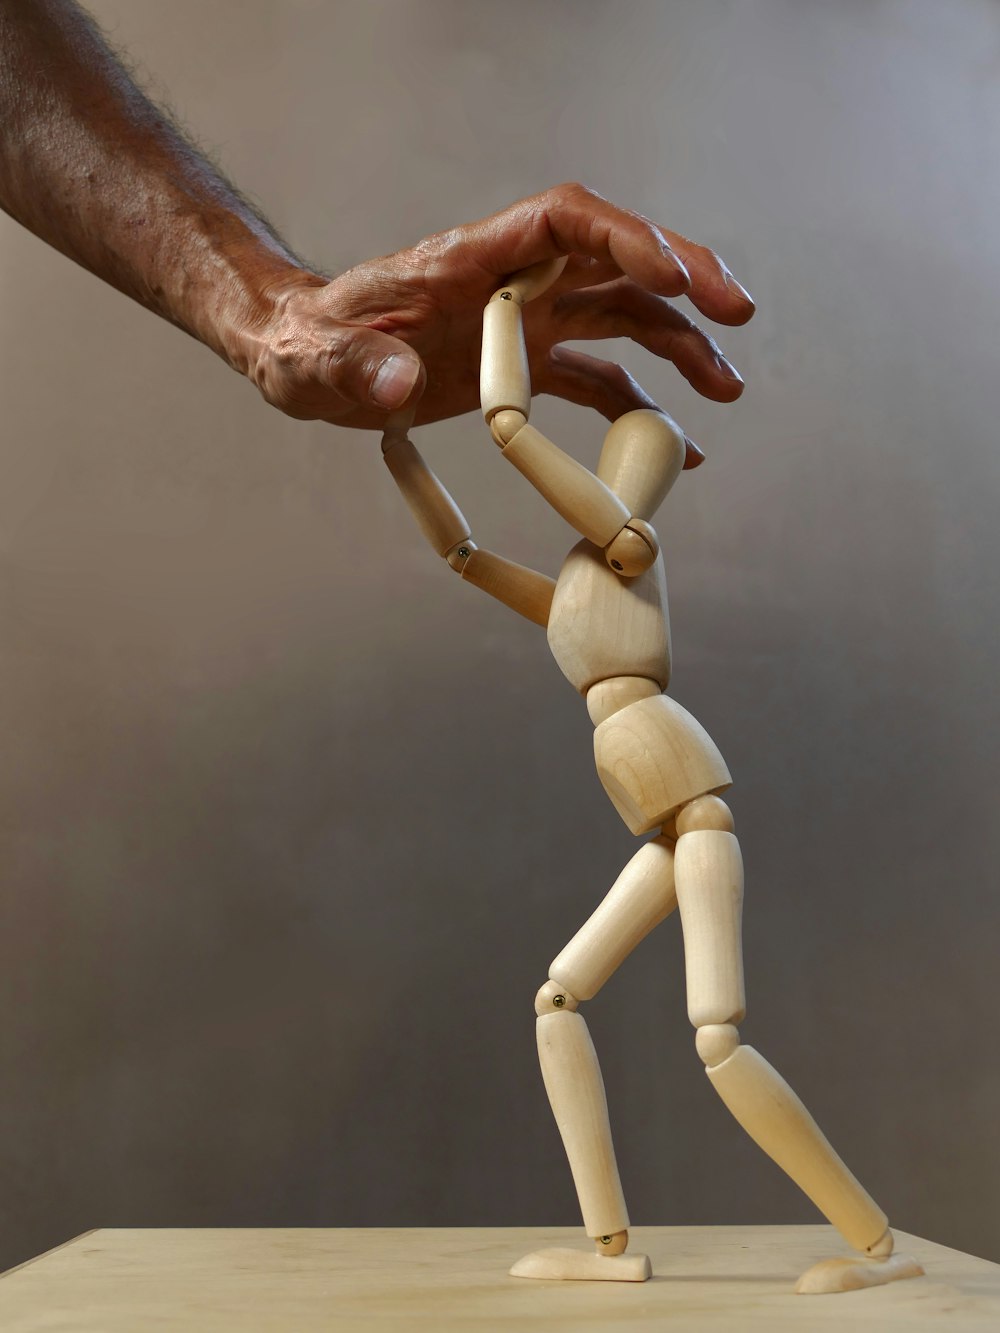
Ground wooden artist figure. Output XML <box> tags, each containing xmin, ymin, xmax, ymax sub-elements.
<box><xmin>381</xmin><ymin>256</ymin><xmax>923</xmax><ymax>1296</ymax></box>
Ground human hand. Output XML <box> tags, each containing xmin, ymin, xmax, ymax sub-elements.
<box><xmin>236</xmin><ymin>183</ymin><xmax>754</xmax><ymax>465</ymax></box>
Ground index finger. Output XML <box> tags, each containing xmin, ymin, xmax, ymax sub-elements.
<box><xmin>467</xmin><ymin>182</ymin><xmax>692</xmax><ymax>299</ymax></box>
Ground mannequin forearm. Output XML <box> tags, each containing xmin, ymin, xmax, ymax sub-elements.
<box><xmin>0</xmin><ymin>0</ymin><xmax>313</xmax><ymax>367</ymax></box>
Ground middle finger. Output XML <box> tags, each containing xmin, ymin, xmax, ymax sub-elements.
<box><xmin>550</xmin><ymin>278</ymin><xmax>745</xmax><ymax>402</ymax></box>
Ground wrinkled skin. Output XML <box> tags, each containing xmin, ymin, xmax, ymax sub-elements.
<box><xmin>240</xmin><ymin>184</ymin><xmax>754</xmax><ymax>462</ymax></box>
<box><xmin>1</xmin><ymin>6</ymin><xmax>753</xmax><ymax>459</ymax></box>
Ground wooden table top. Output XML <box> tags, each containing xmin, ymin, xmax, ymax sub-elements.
<box><xmin>1</xmin><ymin>1224</ymin><xmax>997</xmax><ymax>1331</ymax></box>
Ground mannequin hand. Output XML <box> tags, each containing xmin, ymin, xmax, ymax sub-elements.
<box><xmin>236</xmin><ymin>183</ymin><xmax>754</xmax><ymax>464</ymax></box>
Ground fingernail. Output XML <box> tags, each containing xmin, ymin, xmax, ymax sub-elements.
<box><xmin>715</xmin><ymin>352</ymin><xmax>744</xmax><ymax>385</ymax></box>
<box><xmin>665</xmin><ymin>247</ymin><xmax>691</xmax><ymax>285</ymax></box>
<box><xmin>372</xmin><ymin>353</ymin><xmax>420</xmax><ymax>408</ymax></box>
<box><xmin>684</xmin><ymin>435</ymin><xmax>706</xmax><ymax>466</ymax></box>
<box><xmin>723</xmin><ymin>270</ymin><xmax>755</xmax><ymax>306</ymax></box>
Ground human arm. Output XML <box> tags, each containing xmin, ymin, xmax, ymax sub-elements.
<box><xmin>0</xmin><ymin>0</ymin><xmax>754</xmax><ymax>450</ymax></box>
<box><xmin>0</xmin><ymin>0</ymin><xmax>309</xmax><ymax>370</ymax></box>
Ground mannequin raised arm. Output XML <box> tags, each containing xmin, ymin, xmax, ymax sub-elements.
<box><xmin>381</xmin><ymin>256</ymin><xmax>688</xmax><ymax>622</ymax></box>
<box><xmin>380</xmin><ymin>419</ymin><xmax>555</xmax><ymax>627</ymax></box>
<box><xmin>479</xmin><ymin>258</ymin><xmax>665</xmax><ymax>577</ymax></box>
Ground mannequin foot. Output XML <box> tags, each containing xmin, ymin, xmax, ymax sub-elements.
<box><xmin>510</xmin><ymin>1246</ymin><xmax>651</xmax><ymax>1281</ymax></box>
<box><xmin>796</xmin><ymin>1251</ymin><xmax>924</xmax><ymax>1294</ymax></box>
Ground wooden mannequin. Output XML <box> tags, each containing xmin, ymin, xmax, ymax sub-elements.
<box><xmin>381</xmin><ymin>258</ymin><xmax>924</xmax><ymax>1296</ymax></box>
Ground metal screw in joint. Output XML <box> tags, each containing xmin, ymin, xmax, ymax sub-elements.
<box><xmin>552</xmin><ymin>993</ymin><xmax>566</xmax><ymax>1008</ymax></box>
<box><xmin>500</xmin><ymin>290</ymin><xmax>513</xmax><ymax>300</ymax></box>
<box><xmin>600</xmin><ymin>1235</ymin><xmax>613</xmax><ymax>1246</ymax></box>
<box><xmin>457</xmin><ymin>546</ymin><xmax>471</xmax><ymax>559</ymax></box>
<box><xmin>610</xmin><ymin>559</ymin><xmax>624</xmax><ymax>571</ymax></box>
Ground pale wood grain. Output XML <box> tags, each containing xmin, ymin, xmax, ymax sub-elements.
<box><xmin>459</xmin><ymin>547</ymin><xmax>555</xmax><ymax>627</ymax></box>
<box><xmin>675</xmin><ymin>794</ymin><xmax>735</xmax><ymax>835</ymax></box>
<box><xmin>708</xmin><ymin>1046</ymin><xmax>888</xmax><ymax>1252</ymax></box>
<box><xmin>509</xmin><ymin>1246</ymin><xmax>651</xmax><ymax>1281</ymax></box>
<box><xmin>585</xmin><ymin>674</ymin><xmax>660</xmax><ymax>725</ymax></box>
<box><xmin>795</xmin><ymin>1251</ymin><xmax>925</xmax><ymax>1294</ymax></box>
<box><xmin>603</xmin><ymin>519</ymin><xmax>659</xmax><ymax>578</ymax></box>
<box><xmin>382</xmin><ymin>436</ymin><xmax>471</xmax><ymax>556</ymax></box>
<box><xmin>549</xmin><ymin>835</ymin><xmax>677</xmax><ymax>1001</ymax></box>
<box><xmin>480</xmin><ymin>295</ymin><xmax>531</xmax><ymax>420</ymax></box>
<box><xmin>548</xmin><ymin>543</ymin><xmax>672</xmax><ymax>695</ymax></box>
<box><xmin>501</xmin><ymin>256</ymin><xmax>569</xmax><ymax>305</ymax></box>
<box><xmin>593</xmin><ymin>693</ymin><xmax>731</xmax><ymax>834</ymax></box>
<box><xmin>489</xmin><ymin>407</ymin><xmax>528</xmax><ymax>444</ymax></box>
<box><xmin>1</xmin><ymin>1226</ymin><xmax>996</xmax><ymax>1331</ymax></box>
<box><xmin>596</xmin><ymin>409</ymin><xmax>686</xmax><ymax>518</ymax></box>
<box><xmin>674</xmin><ymin>829</ymin><xmax>746</xmax><ymax>1026</ymax></box>
<box><xmin>501</xmin><ymin>424</ymin><xmax>630</xmax><ymax>548</ymax></box>
<box><xmin>536</xmin><ymin>1011</ymin><xmax>629</xmax><ymax>1240</ymax></box>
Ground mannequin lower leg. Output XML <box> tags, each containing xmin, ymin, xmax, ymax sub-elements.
<box><xmin>695</xmin><ymin>1024</ymin><xmax>888</xmax><ymax>1252</ymax></box>
<box><xmin>512</xmin><ymin>987</ymin><xmax>648</xmax><ymax>1280</ymax></box>
<box><xmin>672</xmin><ymin>803</ymin><xmax>922</xmax><ymax>1289</ymax></box>
<box><xmin>534</xmin><ymin>989</ymin><xmax>629</xmax><ymax>1247</ymax></box>
<box><xmin>511</xmin><ymin>836</ymin><xmax>676</xmax><ymax>1281</ymax></box>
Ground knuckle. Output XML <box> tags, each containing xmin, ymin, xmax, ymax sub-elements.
<box><xmin>276</xmin><ymin>400</ymin><xmax>313</xmax><ymax>422</ymax></box>
<box><xmin>413</xmin><ymin>227</ymin><xmax>456</xmax><ymax>263</ymax></box>
<box><xmin>551</xmin><ymin>180</ymin><xmax>600</xmax><ymax>206</ymax></box>
<box><xmin>255</xmin><ymin>345</ymin><xmax>324</xmax><ymax>419</ymax></box>
<box><xmin>683</xmin><ymin>239</ymin><xmax>727</xmax><ymax>278</ymax></box>
<box><xmin>625</xmin><ymin>206</ymin><xmax>658</xmax><ymax>232</ymax></box>
<box><xmin>410</xmin><ymin>228</ymin><xmax>465</xmax><ymax>285</ymax></box>
<box><xmin>702</xmin><ymin>245</ymin><xmax>728</xmax><ymax>275</ymax></box>
<box><xmin>322</xmin><ymin>328</ymin><xmax>354</xmax><ymax>372</ymax></box>
<box><xmin>667</xmin><ymin>310</ymin><xmax>701</xmax><ymax>345</ymax></box>
<box><xmin>607</xmin><ymin>361</ymin><xmax>634</xmax><ymax>393</ymax></box>
<box><xmin>265</xmin><ymin>373</ymin><xmax>300</xmax><ymax>412</ymax></box>
<box><xmin>260</xmin><ymin>377</ymin><xmax>308</xmax><ymax>419</ymax></box>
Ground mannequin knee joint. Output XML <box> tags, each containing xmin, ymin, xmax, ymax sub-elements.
<box><xmin>695</xmin><ymin>1023</ymin><xmax>740</xmax><ymax>1067</ymax></box>
<box><xmin>535</xmin><ymin>979</ymin><xmax>580</xmax><ymax>1015</ymax></box>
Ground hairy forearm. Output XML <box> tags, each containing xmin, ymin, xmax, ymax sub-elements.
<box><xmin>0</xmin><ymin>0</ymin><xmax>316</xmax><ymax>368</ymax></box>
<box><xmin>0</xmin><ymin>1</ymin><xmax>753</xmax><ymax>431</ymax></box>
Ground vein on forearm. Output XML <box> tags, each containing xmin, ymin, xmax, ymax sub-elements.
<box><xmin>0</xmin><ymin>0</ymin><xmax>313</xmax><ymax>362</ymax></box>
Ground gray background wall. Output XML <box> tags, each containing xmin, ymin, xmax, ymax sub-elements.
<box><xmin>1</xmin><ymin>0</ymin><xmax>998</xmax><ymax>1276</ymax></box>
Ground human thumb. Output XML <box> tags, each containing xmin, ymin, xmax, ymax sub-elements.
<box><xmin>330</xmin><ymin>326</ymin><xmax>424</xmax><ymax>411</ymax></box>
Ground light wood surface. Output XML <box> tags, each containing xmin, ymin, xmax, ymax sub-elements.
<box><xmin>674</xmin><ymin>829</ymin><xmax>746</xmax><ymax>1026</ymax></box>
<box><xmin>501</xmin><ymin>423</ymin><xmax>631</xmax><ymax>548</ymax></box>
<box><xmin>596</xmin><ymin>409</ymin><xmax>686</xmax><ymax>517</ymax></box>
<box><xmin>603</xmin><ymin>519</ymin><xmax>660</xmax><ymax>577</ymax></box>
<box><xmin>707</xmin><ymin>1045</ymin><xmax>888</xmax><ymax>1253</ymax></box>
<box><xmin>593</xmin><ymin>693</ymin><xmax>731</xmax><ymax>834</ymax></box>
<box><xmin>549</xmin><ymin>835</ymin><xmax>677</xmax><ymax>1001</ymax></box>
<box><xmin>795</xmin><ymin>1250</ymin><xmax>925</xmax><ymax>1294</ymax></box>
<box><xmin>500</xmin><ymin>255</ymin><xmax>569</xmax><ymax>304</ymax></box>
<box><xmin>459</xmin><ymin>547</ymin><xmax>555</xmax><ymax>626</ymax></box>
<box><xmin>2</xmin><ymin>1225</ymin><xmax>996</xmax><ymax>1330</ymax></box>
<box><xmin>536</xmin><ymin>1011</ymin><xmax>630</xmax><ymax>1239</ymax></box>
<box><xmin>548</xmin><ymin>543</ymin><xmax>672</xmax><ymax>694</ymax></box>
<box><xmin>489</xmin><ymin>406</ymin><xmax>528</xmax><ymax>445</ymax></box>
<box><xmin>381</xmin><ymin>436</ymin><xmax>472</xmax><ymax>555</ymax></box>
<box><xmin>480</xmin><ymin>294</ymin><xmax>531</xmax><ymax>420</ymax></box>
<box><xmin>675</xmin><ymin>793</ymin><xmax>735</xmax><ymax>835</ymax></box>
<box><xmin>585</xmin><ymin>675</ymin><xmax>661</xmax><ymax>725</ymax></box>
<box><xmin>509</xmin><ymin>1245</ymin><xmax>651</xmax><ymax>1282</ymax></box>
